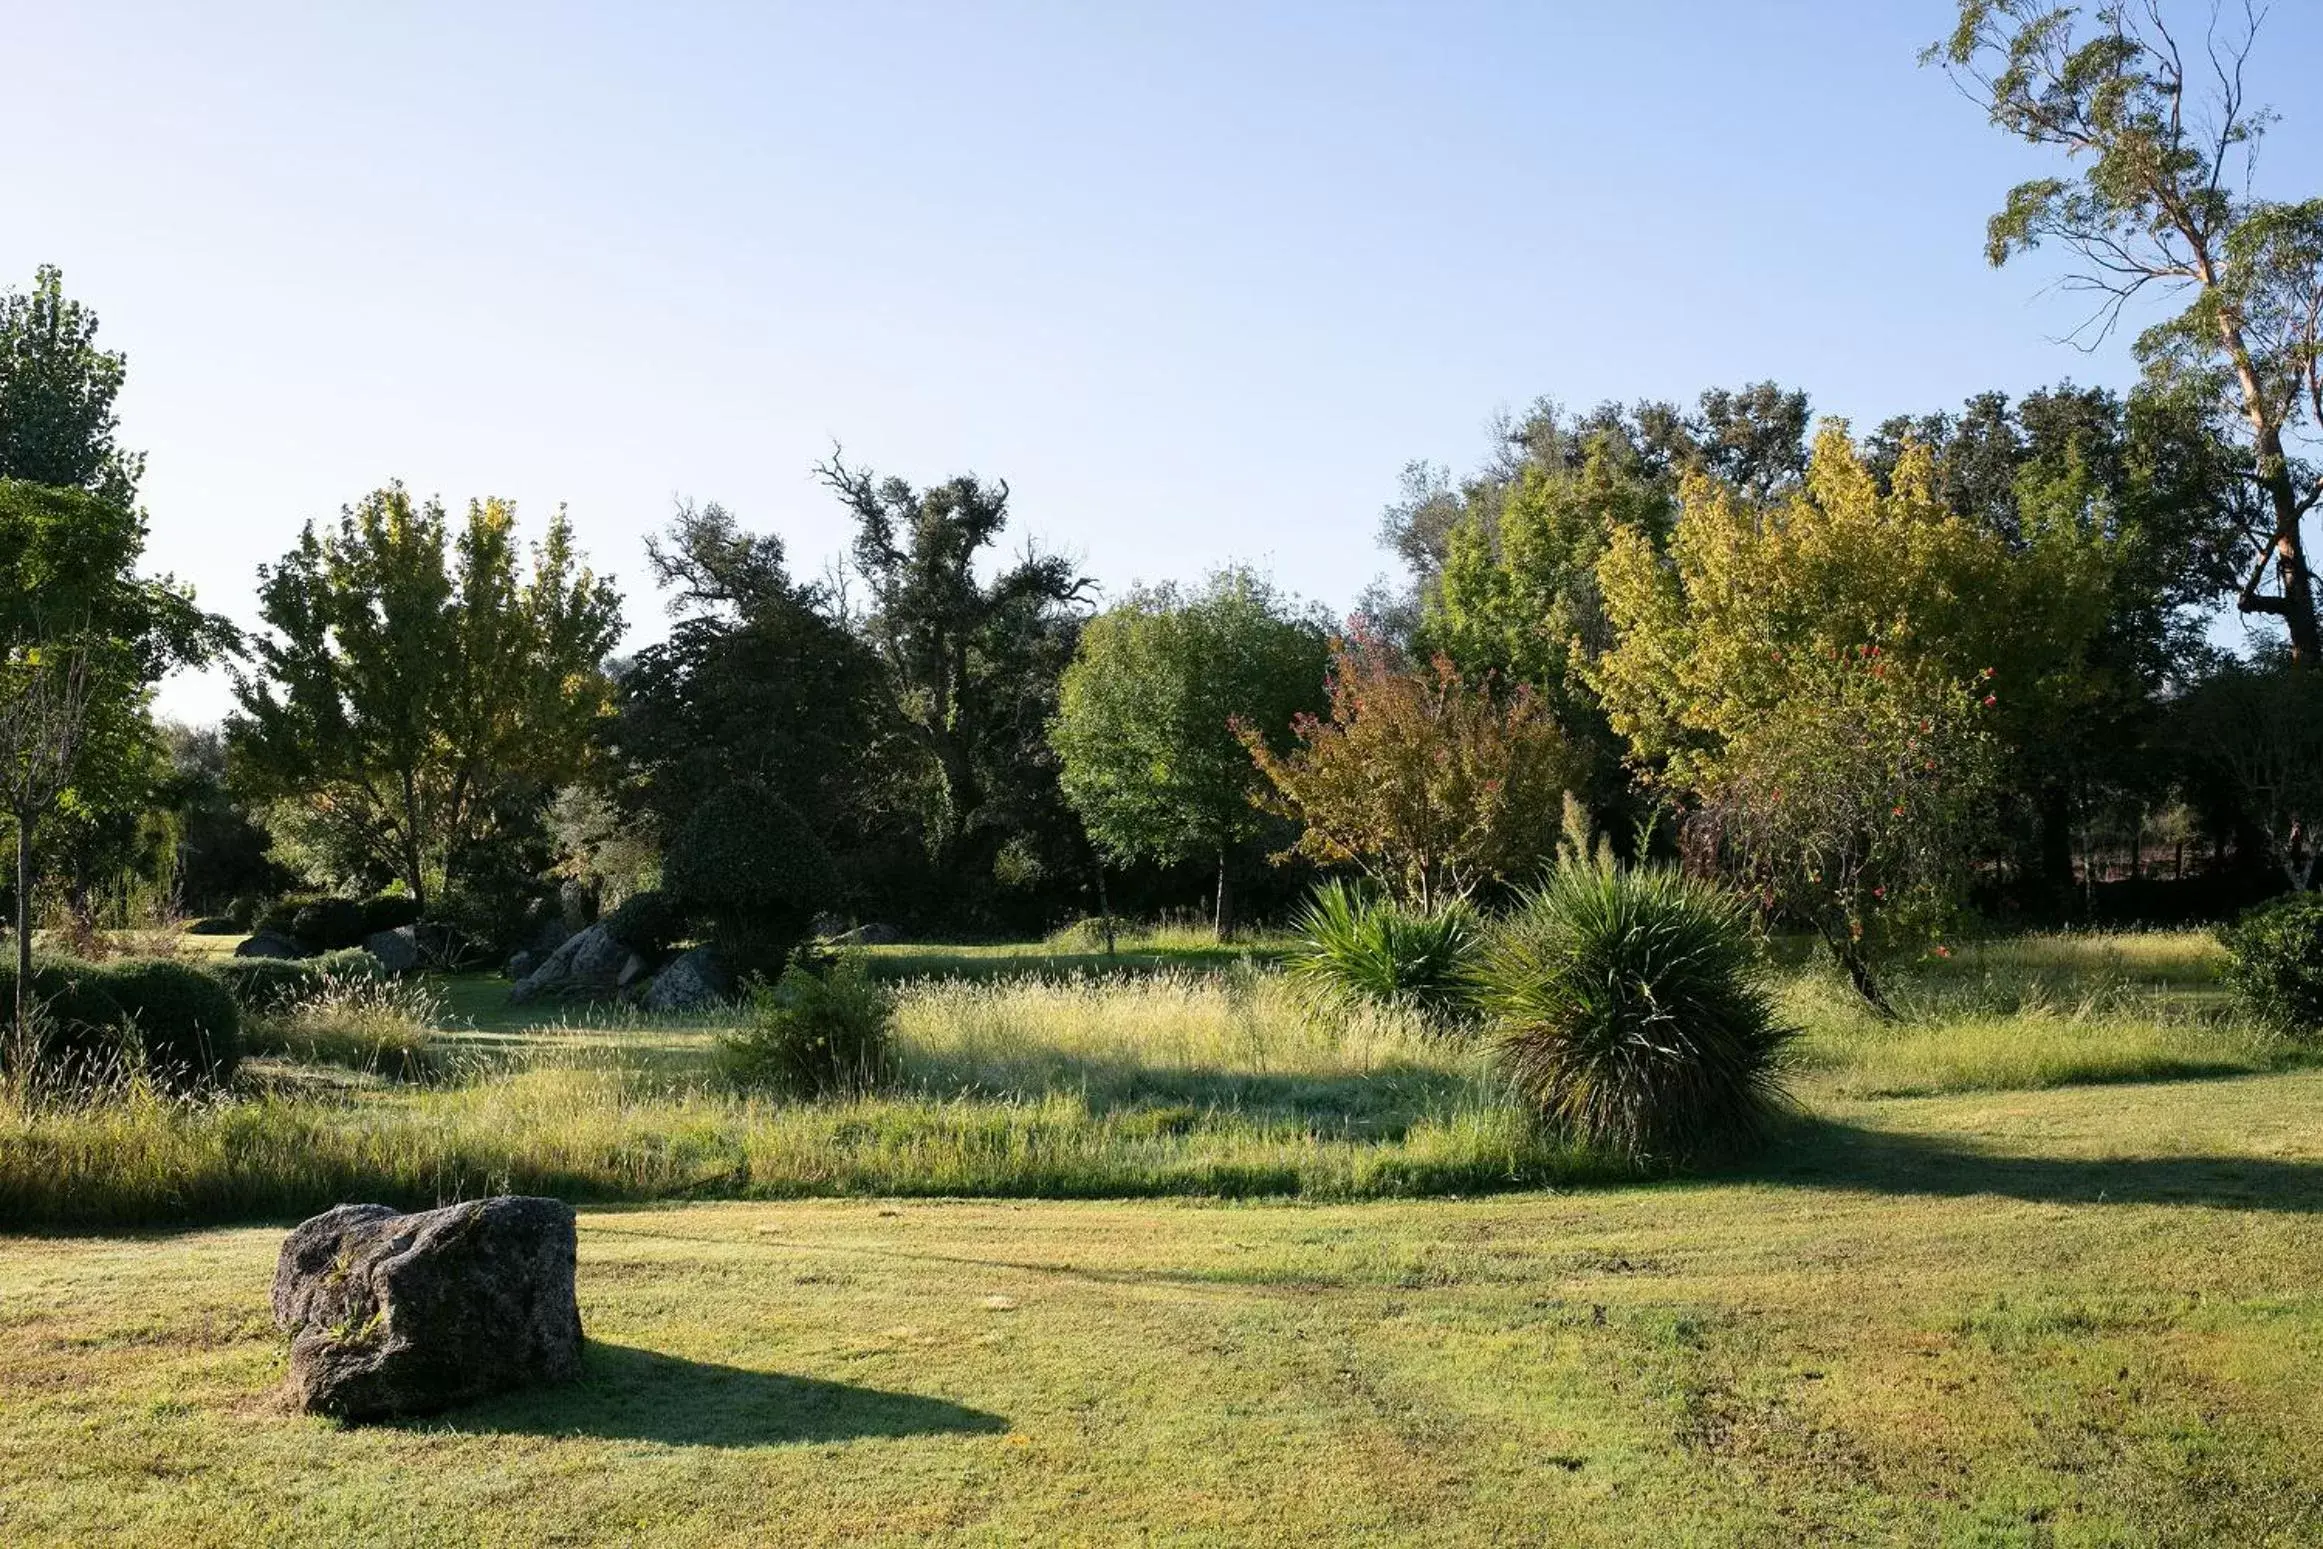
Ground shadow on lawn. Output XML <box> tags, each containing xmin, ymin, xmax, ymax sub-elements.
<box><xmin>1749</xmin><ymin>1116</ymin><xmax>2323</xmax><ymax>1214</ymax></box>
<box><xmin>421</xmin><ymin>1343</ymin><xmax>1009</xmax><ymax>1447</ymax></box>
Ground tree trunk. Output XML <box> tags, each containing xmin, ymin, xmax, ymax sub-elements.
<box><xmin>1094</xmin><ymin>862</ymin><xmax>1116</xmax><ymax>958</ymax></box>
<box><xmin>14</xmin><ymin>816</ymin><xmax>32</xmax><ymax>1041</ymax></box>
<box><xmin>2036</xmin><ymin>785</ymin><xmax>2077</xmax><ymax>918</ymax></box>
<box><xmin>1819</xmin><ymin>918</ymin><xmax>1896</xmax><ymax>1020</ymax></box>
<box><xmin>1214</xmin><ymin>849</ymin><xmax>1233</xmax><ymax>943</ymax></box>
<box><xmin>2221</xmin><ymin>324</ymin><xmax>2323</xmax><ymax>663</ymax></box>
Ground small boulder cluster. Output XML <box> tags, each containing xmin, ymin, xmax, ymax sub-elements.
<box><xmin>506</xmin><ymin>886</ymin><xmax>734</xmax><ymax>1011</ymax></box>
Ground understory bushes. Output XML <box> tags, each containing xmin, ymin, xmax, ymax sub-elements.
<box><xmin>717</xmin><ymin>956</ymin><xmax>892</xmax><ymax>1098</ymax></box>
<box><xmin>207</xmin><ymin>948</ymin><xmax>383</xmax><ymax>1014</ymax></box>
<box><xmin>0</xmin><ymin>957</ymin><xmax>241</xmax><ymax>1091</ymax></box>
<box><xmin>2219</xmin><ymin>894</ymin><xmax>2323</xmax><ymax>1039</ymax></box>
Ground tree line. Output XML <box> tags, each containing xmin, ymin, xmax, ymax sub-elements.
<box><xmin>3</xmin><ymin>2</ymin><xmax>2319</xmax><ymax>1011</ymax></box>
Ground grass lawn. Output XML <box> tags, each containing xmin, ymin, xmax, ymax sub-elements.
<box><xmin>5</xmin><ymin>1069</ymin><xmax>2322</xmax><ymax>1545</ymax></box>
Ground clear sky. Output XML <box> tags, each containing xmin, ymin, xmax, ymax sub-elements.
<box><xmin>8</xmin><ymin>1</ymin><xmax>2319</xmax><ymax>721</ymax></box>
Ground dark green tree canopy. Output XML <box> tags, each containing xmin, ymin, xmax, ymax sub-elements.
<box><xmin>820</xmin><ymin>453</ymin><xmax>1092</xmax><ymax>906</ymax></box>
<box><xmin>0</xmin><ymin>266</ymin><xmax>143</xmax><ymax>507</ymax></box>
<box><xmin>1051</xmin><ymin>566</ymin><xmax>1330</xmax><ymax>873</ymax></box>
<box><xmin>615</xmin><ymin>499</ymin><xmax>885</xmax><ymax>842</ymax></box>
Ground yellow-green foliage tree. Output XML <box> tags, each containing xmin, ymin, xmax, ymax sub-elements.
<box><xmin>1592</xmin><ymin>424</ymin><xmax>2112</xmax><ymax>1005</ymax></box>
<box><xmin>232</xmin><ymin>486</ymin><xmax>623</xmax><ymax>909</ymax></box>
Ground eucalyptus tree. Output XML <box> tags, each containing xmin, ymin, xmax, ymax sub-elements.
<box><xmin>1933</xmin><ymin>2</ymin><xmax>2323</xmax><ymax>660</ymax></box>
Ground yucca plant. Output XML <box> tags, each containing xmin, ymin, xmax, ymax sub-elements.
<box><xmin>1473</xmin><ymin>864</ymin><xmax>1794</xmax><ymax>1165</ymax></box>
<box><xmin>1284</xmin><ymin>879</ymin><xmax>1482</xmax><ymax>1025</ymax></box>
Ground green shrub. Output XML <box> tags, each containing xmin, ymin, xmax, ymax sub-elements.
<box><xmin>0</xmin><ymin>959</ymin><xmax>131</xmax><ymax>1086</ymax></box>
<box><xmin>358</xmin><ymin>894</ymin><xmax>424</xmax><ymax>936</ymax></box>
<box><xmin>665</xmin><ymin>782</ymin><xmax>835</xmax><ymax>974</ymax></box>
<box><xmin>208</xmin><ymin>948</ymin><xmax>383</xmax><ymax>1014</ymax></box>
<box><xmin>602</xmin><ymin>889</ymin><xmax>686</xmax><ymax>956</ymax></box>
<box><xmin>99</xmin><ymin>960</ymin><xmax>242</xmax><ymax>1089</ymax></box>
<box><xmin>2219</xmin><ymin>894</ymin><xmax>2323</xmax><ymax>1039</ymax></box>
<box><xmin>1284</xmin><ymin>880</ymin><xmax>1482</xmax><ymax>1024</ymax></box>
<box><xmin>1043</xmin><ymin>915</ymin><xmax>1117</xmax><ymax>951</ymax></box>
<box><xmin>184</xmin><ymin>917</ymin><xmax>242</xmax><ymax>936</ymax></box>
<box><xmin>225</xmin><ymin>895</ymin><xmax>261</xmax><ymax>930</ymax></box>
<box><xmin>433</xmin><ymin>873</ymin><xmax>550</xmax><ymax>959</ymax></box>
<box><xmin>290</xmin><ymin>897</ymin><xmax>368</xmax><ymax>951</ymax></box>
<box><xmin>716</xmin><ymin>955</ymin><xmax>891</xmax><ymax>1098</ymax></box>
<box><xmin>1472</xmin><ymin>865</ymin><xmax>1795</xmax><ymax>1165</ymax></box>
<box><xmin>255</xmin><ymin>893</ymin><xmax>324</xmax><ymax>939</ymax></box>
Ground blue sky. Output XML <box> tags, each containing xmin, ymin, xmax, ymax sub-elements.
<box><xmin>9</xmin><ymin>1</ymin><xmax>2320</xmax><ymax>721</ymax></box>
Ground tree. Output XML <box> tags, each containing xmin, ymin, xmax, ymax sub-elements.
<box><xmin>0</xmin><ymin>272</ymin><xmax>231</xmax><ymax>982</ymax></box>
<box><xmin>820</xmin><ymin>454</ymin><xmax>1092</xmax><ymax>916</ymax></box>
<box><xmin>1</xmin><ymin>479</ymin><xmax>227</xmax><ymax>1029</ymax></box>
<box><xmin>231</xmin><ymin>486</ymin><xmax>623</xmax><ymax>908</ymax></box>
<box><xmin>0</xmin><ymin>266</ymin><xmax>143</xmax><ymax>506</ymax></box>
<box><xmin>1243</xmin><ymin>631</ymin><xmax>1578</xmax><ymax>909</ymax></box>
<box><xmin>1866</xmin><ymin>381</ymin><xmax>2249</xmax><ymax>904</ymax></box>
<box><xmin>1051</xmin><ymin>567</ymin><xmax>1330</xmax><ymax>938</ymax></box>
<box><xmin>614</xmin><ymin>500</ymin><xmax>886</xmax><ymax>848</ymax></box>
<box><xmin>1592</xmin><ymin>426</ymin><xmax>2104</xmax><ymax>1003</ymax></box>
<box><xmin>1701</xmin><ymin>647</ymin><xmax>2000</xmax><ymax>1013</ymax></box>
<box><xmin>2174</xmin><ymin>655</ymin><xmax>2323</xmax><ymax>891</ymax></box>
<box><xmin>1933</xmin><ymin>3</ymin><xmax>2323</xmax><ymax>660</ymax></box>
<box><xmin>1</xmin><ymin>644</ymin><xmax>93</xmax><ymax>1034</ymax></box>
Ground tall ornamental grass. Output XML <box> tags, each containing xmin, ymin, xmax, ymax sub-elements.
<box><xmin>1282</xmin><ymin>881</ymin><xmax>1482</xmax><ymax>1025</ymax></box>
<box><xmin>1474</xmin><ymin>864</ymin><xmax>1795</xmax><ymax>1165</ymax></box>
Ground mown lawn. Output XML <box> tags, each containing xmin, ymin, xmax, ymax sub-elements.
<box><xmin>4</xmin><ymin>1069</ymin><xmax>2321</xmax><ymax>1545</ymax></box>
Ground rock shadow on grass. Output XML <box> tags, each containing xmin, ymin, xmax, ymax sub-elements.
<box><xmin>407</xmin><ymin>1343</ymin><xmax>1008</xmax><ymax>1447</ymax></box>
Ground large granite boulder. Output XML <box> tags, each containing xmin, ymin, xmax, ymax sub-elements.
<box><xmin>644</xmin><ymin>944</ymin><xmax>736</xmax><ymax>1012</ymax></box>
<box><xmin>234</xmin><ymin>929</ymin><xmax>309</xmax><ymax>960</ymax></box>
<box><xmin>557</xmin><ymin>878</ymin><xmax>599</xmax><ymax>933</ymax></box>
<box><xmin>363</xmin><ymin>926</ymin><xmax>422</xmax><ymax>974</ymax></box>
<box><xmin>508</xmin><ymin>922</ymin><xmax>629</xmax><ymax>1005</ymax></box>
<box><xmin>272</xmin><ymin>1196</ymin><xmax>583</xmax><ymax>1420</ymax></box>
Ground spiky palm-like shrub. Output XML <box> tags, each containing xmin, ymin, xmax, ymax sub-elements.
<box><xmin>1473</xmin><ymin>865</ymin><xmax>1794</xmax><ymax>1165</ymax></box>
<box><xmin>1284</xmin><ymin>879</ymin><xmax>1482</xmax><ymax>1024</ymax></box>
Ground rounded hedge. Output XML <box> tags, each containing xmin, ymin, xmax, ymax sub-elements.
<box><xmin>2219</xmin><ymin>893</ymin><xmax>2323</xmax><ymax>1039</ymax></box>
<box><xmin>1</xmin><ymin>957</ymin><xmax>242</xmax><ymax>1089</ymax></box>
<box><xmin>0</xmin><ymin>960</ymin><xmax>131</xmax><ymax>1085</ymax></box>
<box><xmin>101</xmin><ymin>959</ymin><xmax>242</xmax><ymax>1089</ymax></box>
<box><xmin>358</xmin><ymin>894</ymin><xmax>424</xmax><ymax>937</ymax></box>
<box><xmin>603</xmin><ymin>889</ymin><xmax>686</xmax><ymax>956</ymax></box>
<box><xmin>291</xmin><ymin>897</ymin><xmax>370</xmax><ymax>952</ymax></box>
<box><xmin>1473</xmin><ymin>864</ymin><xmax>1796</xmax><ymax>1166</ymax></box>
<box><xmin>208</xmin><ymin>948</ymin><xmax>383</xmax><ymax>1014</ymax></box>
<box><xmin>664</xmin><ymin>783</ymin><xmax>836</xmax><ymax>971</ymax></box>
